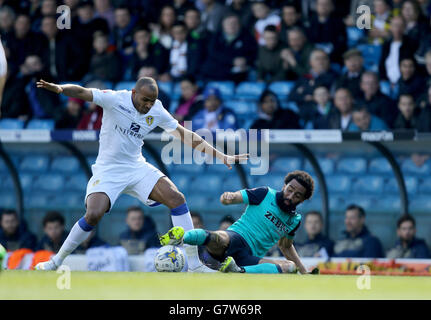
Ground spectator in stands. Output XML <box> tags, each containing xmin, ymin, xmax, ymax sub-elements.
<box><xmin>71</xmin><ymin>0</ymin><xmax>110</xmax><ymax>73</ymax></box>
<box><xmin>84</xmin><ymin>31</ymin><xmax>122</xmax><ymax>83</ymax></box>
<box><xmin>368</xmin><ymin>0</ymin><xmax>392</xmax><ymax>45</ymax></box>
<box><xmin>393</xmin><ymin>93</ymin><xmax>422</xmax><ymax>130</ymax></box>
<box><xmin>256</xmin><ymin>25</ymin><xmax>287</xmax><ymax>82</ymax></box>
<box><xmin>200</xmin><ymin>0</ymin><xmax>229</xmax><ymax>34</ymax></box>
<box><xmin>289</xmin><ymin>48</ymin><xmax>337</xmax><ymax>105</ymax></box>
<box><xmin>349</xmin><ymin>104</ymin><xmax>389</xmax><ymax>131</ymax></box>
<box><xmin>56</xmin><ymin>97</ymin><xmax>85</xmax><ymax>129</ymax></box>
<box><xmin>250</xmin><ymin>89</ymin><xmax>300</xmax><ymax>129</ymax></box>
<box><xmin>31</xmin><ymin>0</ymin><xmax>58</xmax><ymax>31</ymax></box>
<box><xmin>191</xmin><ymin>212</ymin><xmax>204</xmax><ymax>229</ymax></box>
<box><xmin>0</xmin><ymin>6</ymin><xmax>15</xmax><ymax>39</ymax></box>
<box><xmin>128</xmin><ymin>26</ymin><xmax>169</xmax><ymax>81</ymax></box>
<box><xmin>279</xmin><ymin>2</ymin><xmax>304</xmax><ymax>44</ymax></box>
<box><xmin>281</xmin><ymin>27</ymin><xmax>314</xmax><ymax>80</ymax></box>
<box><xmin>333</xmin><ymin>204</ymin><xmax>384</xmax><ymax>258</ymax></box>
<box><xmin>151</xmin><ymin>5</ymin><xmax>176</xmax><ymax>50</ymax></box>
<box><xmin>119</xmin><ymin>206</ymin><xmax>160</xmax><ymax>255</ymax></box>
<box><xmin>200</xmin><ymin>13</ymin><xmax>257</xmax><ymax>82</ymax></box>
<box><xmin>94</xmin><ymin>0</ymin><xmax>115</xmax><ymax>31</ymax></box>
<box><xmin>218</xmin><ymin>215</ymin><xmax>235</xmax><ymax>231</ymax></box>
<box><xmin>386</xmin><ymin>214</ymin><xmax>430</xmax><ymax>259</ymax></box>
<box><xmin>77</xmin><ymin>80</ymin><xmax>105</xmax><ymax>130</ymax></box>
<box><xmin>40</xmin><ymin>15</ymin><xmax>85</xmax><ymax>81</ymax></box>
<box><xmin>400</xmin><ymin>0</ymin><xmax>428</xmax><ymax>49</ymax></box>
<box><xmin>397</xmin><ymin>57</ymin><xmax>426</xmax><ymax>101</ymax></box>
<box><xmin>251</xmin><ymin>0</ymin><xmax>281</xmax><ymax>46</ymax></box>
<box><xmin>191</xmin><ymin>87</ymin><xmax>237</xmax><ymax>132</ymax></box>
<box><xmin>38</xmin><ymin>211</ymin><xmax>68</xmax><ymax>253</ymax></box>
<box><xmin>74</xmin><ymin>229</ymin><xmax>108</xmax><ymax>254</ymax></box>
<box><xmin>5</xmin><ymin>14</ymin><xmax>44</xmax><ymax>77</ymax></box>
<box><xmin>184</xmin><ymin>7</ymin><xmax>210</xmax><ymax>44</ymax></box>
<box><xmin>16</xmin><ymin>54</ymin><xmax>60</xmax><ymax>120</ymax></box>
<box><xmin>322</xmin><ymin>87</ymin><xmax>355</xmax><ymax>130</ymax></box>
<box><xmin>379</xmin><ymin>15</ymin><xmax>417</xmax><ymax>84</ymax></box>
<box><xmin>227</xmin><ymin>0</ymin><xmax>254</xmax><ymax>34</ymax></box>
<box><xmin>306</xmin><ymin>0</ymin><xmax>347</xmax><ymax>63</ymax></box>
<box><xmin>0</xmin><ymin>209</ymin><xmax>37</xmax><ymax>251</ymax></box>
<box><xmin>336</xmin><ymin>49</ymin><xmax>365</xmax><ymax>99</ymax></box>
<box><xmin>416</xmin><ymin>86</ymin><xmax>431</xmax><ymax>132</ymax></box>
<box><xmin>110</xmin><ymin>6</ymin><xmax>137</xmax><ymax>56</ymax></box>
<box><xmin>137</xmin><ymin>65</ymin><xmax>171</xmax><ymax>110</ymax></box>
<box><xmin>169</xmin><ymin>21</ymin><xmax>205</xmax><ymax>81</ymax></box>
<box><xmin>299</xmin><ymin>85</ymin><xmax>335</xmax><ymax>129</ymax></box>
<box><xmin>356</xmin><ymin>71</ymin><xmax>397</xmax><ymax>127</ymax></box>
<box><xmin>173</xmin><ymin>75</ymin><xmax>204</xmax><ymax>123</ymax></box>
<box><xmin>172</xmin><ymin>0</ymin><xmax>195</xmax><ymax>21</ymax></box>
<box><xmin>296</xmin><ymin>211</ymin><xmax>334</xmax><ymax>257</ymax></box>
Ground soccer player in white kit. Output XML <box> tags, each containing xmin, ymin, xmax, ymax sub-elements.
<box><xmin>34</xmin><ymin>77</ymin><xmax>248</xmax><ymax>272</ymax></box>
<box><xmin>0</xmin><ymin>39</ymin><xmax>7</xmax><ymax>112</ymax></box>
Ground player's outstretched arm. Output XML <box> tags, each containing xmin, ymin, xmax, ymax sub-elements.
<box><xmin>220</xmin><ymin>191</ymin><xmax>244</xmax><ymax>205</ymax></box>
<box><xmin>278</xmin><ymin>237</ymin><xmax>309</xmax><ymax>274</ymax></box>
<box><xmin>36</xmin><ymin>79</ymin><xmax>93</xmax><ymax>102</ymax></box>
<box><xmin>171</xmin><ymin>124</ymin><xmax>249</xmax><ymax>169</ymax></box>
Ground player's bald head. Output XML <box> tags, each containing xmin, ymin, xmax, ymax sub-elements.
<box><xmin>135</xmin><ymin>77</ymin><xmax>158</xmax><ymax>97</ymax></box>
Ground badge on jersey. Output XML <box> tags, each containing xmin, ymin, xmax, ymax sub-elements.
<box><xmin>130</xmin><ymin>122</ymin><xmax>141</xmax><ymax>132</ymax></box>
<box><xmin>145</xmin><ymin>116</ymin><xmax>154</xmax><ymax>126</ymax></box>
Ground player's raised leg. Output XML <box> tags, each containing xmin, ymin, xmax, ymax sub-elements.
<box><xmin>35</xmin><ymin>192</ymin><xmax>110</xmax><ymax>270</ymax></box>
<box><xmin>149</xmin><ymin>177</ymin><xmax>215</xmax><ymax>272</ymax></box>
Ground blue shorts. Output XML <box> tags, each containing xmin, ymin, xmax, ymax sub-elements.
<box><xmin>223</xmin><ymin>230</ymin><xmax>261</xmax><ymax>267</ymax></box>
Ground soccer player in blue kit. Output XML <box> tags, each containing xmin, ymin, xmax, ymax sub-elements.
<box><xmin>161</xmin><ymin>170</ymin><xmax>319</xmax><ymax>274</ymax></box>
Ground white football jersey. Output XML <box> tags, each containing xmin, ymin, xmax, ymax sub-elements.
<box><xmin>91</xmin><ymin>88</ymin><xmax>178</xmax><ymax>168</ymax></box>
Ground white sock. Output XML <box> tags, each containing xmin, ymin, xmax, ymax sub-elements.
<box><xmin>51</xmin><ymin>218</ymin><xmax>93</xmax><ymax>266</ymax></box>
<box><xmin>170</xmin><ymin>203</ymin><xmax>202</xmax><ymax>269</ymax></box>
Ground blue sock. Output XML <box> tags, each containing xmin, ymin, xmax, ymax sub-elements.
<box><xmin>78</xmin><ymin>216</ymin><xmax>94</xmax><ymax>231</ymax></box>
<box><xmin>184</xmin><ymin>229</ymin><xmax>210</xmax><ymax>245</ymax></box>
<box><xmin>243</xmin><ymin>263</ymin><xmax>282</xmax><ymax>274</ymax></box>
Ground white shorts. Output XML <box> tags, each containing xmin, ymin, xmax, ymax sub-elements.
<box><xmin>85</xmin><ymin>162</ymin><xmax>165</xmax><ymax>211</ymax></box>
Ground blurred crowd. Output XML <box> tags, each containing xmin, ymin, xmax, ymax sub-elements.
<box><xmin>1</xmin><ymin>205</ymin><xmax>429</xmax><ymax>262</ymax></box>
<box><xmin>0</xmin><ymin>0</ymin><xmax>431</xmax><ymax>131</ymax></box>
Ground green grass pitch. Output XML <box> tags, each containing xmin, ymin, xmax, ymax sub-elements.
<box><xmin>0</xmin><ymin>270</ymin><xmax>430</xmax><ymax>300</ymax></box>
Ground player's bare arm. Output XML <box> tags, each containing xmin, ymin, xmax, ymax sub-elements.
<box><xmin>36</xmin><ymin>79</ymin><xmax>93</xmax><ymax>102</ymax></box>
<box><xmin>278</xmin><ymin>237</ymin><xmax>308</xmax><ymax>274</ymax></box>
<box><xmin>220</xmin><ymin>191</ymin><xmax>243</xmax><ymax>205</ymax></box>
<box><xmin>170</xmin><ymin>124</ymin><xmax>249</xmax><ymax>169</ymax></box>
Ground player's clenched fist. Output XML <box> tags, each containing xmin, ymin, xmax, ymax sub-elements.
<box><xmin>220</xmin><ymin>192</ymin><xmax>237</xmax><ymax>205</ymax></box>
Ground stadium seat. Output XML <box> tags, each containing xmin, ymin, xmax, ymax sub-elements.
<box><xmin>114</xmin><ymin>81</ymin><xmax>135</xmax><ymax>91</ymax></box>
<box><xmin>304</xmin><ymin>158</ymin><xmax>335</xmax><ymax>175</ymax></box>
<box><xmin>347</xmin><ymin>26</ymin><xmax>365</xmax><ymax>47</ymax></box>
<box><xmin>170</xmin><ymin>163</ymin><xmax>205</xmax><ymax>174</ymax></box>
<box><xmin>384</xmin><ymin>176</ymin><xmax>418</xmax><ymax>194</ymax></box>
<box><xmin>0</xmin><ymin>191</ymin><xmax>15</xmax><ymax>208</ymax></box>
<box><xmin>377</xmin><ymin>195</ymin><xmax>401</xmax><ymax>211</ymax></box>
<box><xmin>67</xmin><ymin>173</ymin><xmax>89</xmax><ymax>191</ymax></box>
<box><xmin>26</xmin><ymin>193</ymin><xmax>50</xmax><ymax>209</ymax></box>
<box><xmin>171</xmin><ymin>82</ymin><xmax>182</xmax><ymax>99</ymax></box>
<box><xmin>357</xmin><ymin>44</ymin><xmax>382</xmax><ymax>64</ymax></box>
<box><xmin>281</xmin><ymin>101</ymin><xmax>299</xmax><ymax>113</ymax></box>
<box><xmin>186</xmin><ymin>194</ymin><xmax>209</xmax><ymax>211</ymax></box>
<box><xmin>19</xmin><ymin>173</ymin><xmax>35</xmax><ymax>191</ymax></box>
<box><xmin>20</xmin><ymin>155</ymin><xmax>50</xmax><ymax>172</ymax></box>
<box><xmin>206</xmin><ymin>81</ymin><xmax>235</xmax><ymax>99</ymax></box>
<box><xmin>0</xmin><ymin>174</ymin><xmax>13</xmax><ymax>189</ymax></box>
<box><xmin>418</xmin><ymin>178</ymin><xmax>431</xmax><ymax>194</ymax></box>
<box><xmin>193</xmin><ymin>174</ymin><xmax>222</xmax><ymax>195</ymax></box>
<box><xmin>271</xmin><ymin>157</ymin><xmax>302</xmax><ymax>173</ymax></box>
<box><xmin>342</xmin><ymin>195</ymin><xmax>375</xmax><ymax>211</ymax></box>
<box><xmin>0</xmin><ymin>118</ymin><xmax>25</xmax><ymax>129</ymax></box>
<box><xmin>86</xmin><ymin>155</ymin><xmax>97</xmax><ymax>166</ymax></box>
<box><xmin>26</xmin><ymin>119</ymin><xmax>55</xmax><ymax>130</ymax></box>
<box><xmin>368</xmin><ymin>157</ymin><xmax>392</xmax><ymax>174</ymax></box>
<box><xmin>52</xmin><ymin>192</ymin><xmax>84</xmax><ymax>210</ymax></box>
<box><xmin>337</xmin><ymin>157</ymin><xmax>367</xmax><ymax>174</ymax></box>
<box><xmin>235</xmin><ymin>82</ymin><xmax>265</xmax><ymax>100</ymax></box>
<box><xmin>112</xmin><ymin>194</ymin><xmax>140</xmax><ymax>211</ymax></box>
<box><xmin>170</xmin><ymin>173</ymin><xmax>192</xmax><ymax>194</ymax></box>
<box><xmin>409</xmin><ymin>195</ymin><xmax>431</xmax><ymax>213</ymax></box>
<box><xmin>253</xmin><ymin>173</ymin><xmax>286</xmax><ymax>190</ymax></box>
<box><xmin>401</xmin><ymin>158</ymin><xmax>431</xmax><ymax>175</ymax></box>
<box><xmin>352</xmin><ymin>175</ymin><xmax>384</xmax><ymax>194</ymax></box>
<box><xmin>268</xmin><ymin>81</ymin><xmax>295</xmax><ymax>99</ymax></box>
<box><xmin>157</xmin><ymin>81</ymin><xmax>173</xmax><ymax>96</ymax></box>
<box><xmin>326</xmin><ymin>175</ymin><xmax>351</xmax><ymax>193</ymax></box>
<box><xmin>33</xmin><ymin>173</ymin><xmax>65</xmax><ymax>191</ymax></box>
<box><xmin>222</xmin><ymin>178</ymin><xmax>244</xmax><ymax>192</ymax></box>
<box><xmin>224</xmin><ymin>100</ymin><xmax>257</xmax><ymax>115</ymax></box>
<box><xmin>51</xmin><ymin>156</ymin><xmax>81</xmax><ymax>173</ymax></box>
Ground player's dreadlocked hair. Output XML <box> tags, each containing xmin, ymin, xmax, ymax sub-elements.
<box><xmin>284</xmin><ymin>170</ymin><xmax>314</xmax><ymax>200</ymax></box>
